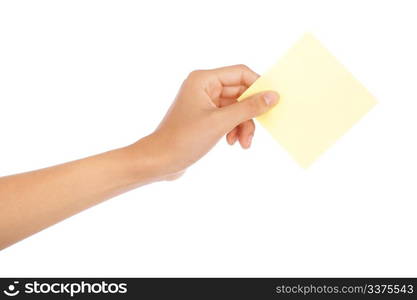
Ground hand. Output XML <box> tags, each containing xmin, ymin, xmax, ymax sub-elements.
<box><xmin>0</xmin><ymin>64</ymin><xmax>279</xmax><ymax>249</ymax></box>
<box><xmin>0</xmin><ymin>64</ymin><xmax>278</xmax><ymax>249</ymax></box>
<box><xmin>135</xmin><ymin>65</ymin><xmax>279</xmax><ymax>179</ymax></box>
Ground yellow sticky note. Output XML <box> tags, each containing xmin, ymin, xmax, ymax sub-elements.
<box><xmin>239</xmin><ymin>33</ymin><xmax>377</xmax><ymax>168</ymax></box>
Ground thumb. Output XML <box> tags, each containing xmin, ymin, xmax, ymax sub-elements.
<box><xmin>220</xmin><ymin>91</ymin><xmax>279</xmax><ymax>126</ymax></box>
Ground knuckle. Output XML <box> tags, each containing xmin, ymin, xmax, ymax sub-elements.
<box><xmin>185</xmin><ymin>70</ymin><xmax>206</xmax><ymax>85</ymax></box>
<box><xmin>247</xmin><ymin>98</ymin><xmax>263</xmax><ymax>114</ymax></box>
<box><xmin>236</xmin><ymin>64</ymin><xmax>249</xmax><ymax>70</ymax></box>
<box><xmin>188</xmin><ymin>69</ymin><xmax>204</xmax><ymax>79</ymax></box>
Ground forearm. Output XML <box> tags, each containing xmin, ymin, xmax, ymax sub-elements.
<box><xmin>0</xmin><ymin>135</ymin><xmax>162</xmax><ymax>249</ymax></box>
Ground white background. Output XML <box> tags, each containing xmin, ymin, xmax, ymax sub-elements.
<box><xmin>0</xmin><ymin>0</ymin><xmax>416</xmax><ymax>277</ymax></box>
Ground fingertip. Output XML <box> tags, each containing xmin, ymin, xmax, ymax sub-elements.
<box><xmin>226</xmin><ymin>130</ymin><xmax>238</xmax><ymax>145</ymax></box>
<box><xmin>246</xmin><ymin>133</ymin><xmax>254</xmax><ymax>148</ymax></box>
<box><xmin>239</xmin><ymin>133</ymin><xmax>253</xmax><ymax>149</ymax></box>
<box><xmin>263</xmin><ymin>91</ymin><xmax>279</xmax><ymax>106</ymax></box>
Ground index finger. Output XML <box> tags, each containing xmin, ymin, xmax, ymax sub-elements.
<box><xmin>209</xmin><ymin>64</ymin><xmax>259</xmax><ymax>87</ymax></box>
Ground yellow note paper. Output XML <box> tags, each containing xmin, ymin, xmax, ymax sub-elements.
<box><xmin>239</xmin><ymin>33</ymin><xmax>377</xmax><ymax>168</ymax></box>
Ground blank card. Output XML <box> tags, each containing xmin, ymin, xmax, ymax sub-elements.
<box><xmin>239</xmin><ymin>33</ymin><xmax>377</xmax><ymax>168</ymax></box>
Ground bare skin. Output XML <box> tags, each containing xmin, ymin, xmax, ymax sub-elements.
<box><xmin>0</xmin><ymin>65</ymin><xmax>279</xmax><ymax>250</ymax></box>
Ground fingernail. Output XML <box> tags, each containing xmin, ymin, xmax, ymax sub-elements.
<box><xmin>263</xmin><ymin>92</ymin><xmax>279</xmax><ymax>106</ymax></box>
<box><xmin>247</xmin><ymin>133</ymin><xmax>254</xmax><ymax>148</ymax></box>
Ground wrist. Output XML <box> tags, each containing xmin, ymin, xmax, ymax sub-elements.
<box><xmin>123</xmin><ymin>134</ymin><xmax>183</xmax><ymax>183</ymax></box>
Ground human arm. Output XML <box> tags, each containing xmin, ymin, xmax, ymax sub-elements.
<box><xmin>0</xmin><ymin>65</ymin><xmax>278</xmax><ymax>249</ymax></box>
